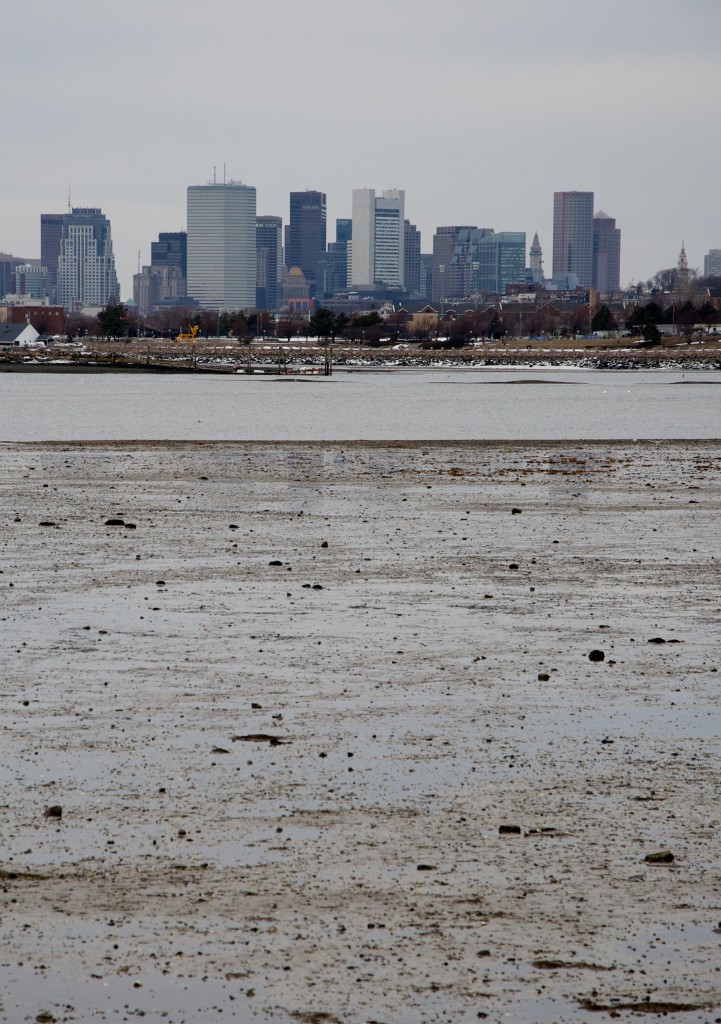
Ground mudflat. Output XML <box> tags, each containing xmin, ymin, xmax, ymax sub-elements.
<box><xmin>2</xmin><ymin>441</ymin><xmax>720</xmax><ymax>1024</ymax></box>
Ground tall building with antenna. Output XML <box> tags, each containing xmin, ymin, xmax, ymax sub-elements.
<box><xmin>54</xmin><ymin>207</ymin><xmax>119</xmax><ymax>311</ymax></box>
<box><xmin>187</xmin><ymin>180</ymin><xmax>257</xmax><ymax>310</ymax></box>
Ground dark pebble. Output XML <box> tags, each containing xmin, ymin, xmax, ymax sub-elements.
<box><xmin>499</xmin><ymin>824</ymin><xmax>522</xmax><ymax>835</ymax></box>
<box><xmin>588</xmin><ymin>649</ymin><xmax>605</xmax><ymax>662</ymax></box>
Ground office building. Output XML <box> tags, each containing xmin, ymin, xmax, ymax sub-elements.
<box><xmin>187</xmin><ymin>182</ymin><xmax>256</xmax><ymax>310</ymax></box>
<box><xmin>420</xmin><ymin>254</ymin><xmax>433</xmax><ymax>302</ymax></box>
<box><xmin>552</xmin><ymin>191</ymin><xmax>594</xmax><ymax>289</ymax></box>
<box><xmin>152</xmin><ymin>232</ymin><xmax>187</xmax><ymax>283</ymax></box>
<box><xmin>40</xmin><ymin>213</ymin><xmax>69</xmax><ymax>303</ymax></box>
<box><xmin>316</xmin><ymin>219</ymin><xmax>353</xmax><ymax>301</ymax></box>
<box><xmin>0</xmin><ymin>253</ymin><xmax>24</xmax><ymax>298</ymax></box>
<box><xmin>704</xmin><ymin>250</ymin><xmax>721</xmax><ymax>277</ymax></box>
<box><xmin>56</xmin><ymin>207</ymin><xmax>119</xmax><ymax>311</ymax></box>
<box><xmin>432</xmin><ymin>226</ymin><xmax>475</xmax><ymax>304</ymax></box>
<box><xmin>286</xmin><ymin>191</ymin><xmax>326</xmax><ymax>293</ymax></box>
<box><xmin>133</xmin><ymin>265</ymin><xmax>186</xmax><ymax>316</ymax></box>
<box><xmin>351</xmin><ymin>188</ymin><xmax>405</xmax><ymax>290</ymax></box>
<box><xmin>14</xmin><ymin>263</ymin><xmax>51</xmax><ymax>300</ymax></box>
<box><xmin>256</xmin><ymin>215</ymin><xmax>283</xmax><ymax>311</ymax></box>
<box><xmin>592</xmin><ymin>212</ymin><xmax>621</xmax><ymax>293</ymax></box>
<box><xmin>404</xmin><ymin>221</ymin><xmax>421</xmax><ymax>296</ymax></box>
<box><xmin>449</xmin><ymin>229</ymin><xmax>525</xmax><ymax>297</ymax></box>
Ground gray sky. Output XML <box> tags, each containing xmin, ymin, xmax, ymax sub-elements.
<box><xmin>5</xmin><ymin>0</ymin><xmax>720</xmax><ymax>298</ymax></box>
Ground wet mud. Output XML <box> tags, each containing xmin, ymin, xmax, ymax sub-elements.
<box><xmin>2</xmin><ymin>440</ymin><xmax>720</xmax><ymax>1023</ymax></box>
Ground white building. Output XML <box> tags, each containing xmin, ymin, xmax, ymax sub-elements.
<box><xmin>187</xmin><ymin>182</ymin><xmax>256</xmax><ymax>311</ymax></box>
<box><xmin>57</xmin><ymin>208</ymin><xmax>119</xmax><ymax>311</ymax></box>
<box><xmin>350</xmin><ymin>188</ymin><xmax>405</xmax><ymax>290</ymax></box>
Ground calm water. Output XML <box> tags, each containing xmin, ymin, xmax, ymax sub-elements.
<box><xmin>1</xmin><ymin>366</ymin><xmax>720</xmax><ymax>440</ymax></box>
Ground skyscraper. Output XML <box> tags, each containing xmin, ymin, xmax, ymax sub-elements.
<box><xmin>187</xmin><ymin>182</ymin><xmax>256</xmax><ymax>310</ymax></box>
<box><xmin>40</xmin><ymin>213</ymin><xmax>69</xmax><ymax>303</ymax></box>
<box><xmin>552</xmin><ymin>191</ymin><xmax>594</xmax><ymax>289</ymax></box>
<box><xmin>256</xmin><ymin>215</ymin><xmax>283</xmax><ymax>311</ymax></box>
<box><xmin>450</xmin><ymin>229</ymin><xmax>525</xmax><ymax>297</ymax></box>
<box><xmin>152</xmin><ymin>232</ymin><xmax>187</xmax><ymax>284</ymax></box>
<box><xmin>592</xmin><ymin>212</ymin><xmax>621</xmax><ymax>293</ymax></box>
<box><xmin>350</xmin><ymin>188</ymin><xmax>405</xmax><ymax>290</ymax></box>
<box><xmin>404</xmin><ymin>220</ymin><xmax>421</xmax><ymax>296</ymax></box>
<box><xmin>56</xmin><ymin>207</ymin><xmax>119</xmax><ymax>311</ymax></box>
<box><xmin>432</xmin><ymin>226</ymin><xmax>475</xmax><ymax>304</ymax></box>
<box><xmin>286</xmin><ymin>191</ymin><xmax>326</xmax><ymax>293</ymax></box>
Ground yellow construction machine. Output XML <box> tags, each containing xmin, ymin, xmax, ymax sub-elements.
<box><xmin>176</xmin><ymin>325</ymin><xmax>200</xmax><ymax>343</ymax></box>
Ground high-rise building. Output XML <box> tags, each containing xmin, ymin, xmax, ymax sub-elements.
<box><xmin>316</xmin><ymin>220</ymin><xmax>353</xmax><ymax>301</ymax></box>
<box><xmin>152</xmin><ymin>232</ymin><xmax>187</xmax><ymax>284</ymax></box>
<box><xmin>40</xmin><ymin>213</ymin><xmax>69</xmax><ymax>303</ymax></box>
<box><xmin>449</xmin><ymin>229</ymin><xmax>525</xmax><ymax>297</ymax></box>
<box><xmin>420</xmin><ymin>254</ymin><xmax>433</xmax><ymax>302</ymax></box>
<box><xmin>0</xmin><ymin>253</ymin><xmax>25</xmax><ymax>298</ymax></box>
<box><xmin>14</xmin><ymin>263</ymin><xmax>51</xmax><ymax>300</ymax></box>
<box><xmin>56</xmin><ymin>207</ymin><xmax>119</xmax><ymax>311</ymax></box>
<box><xmin>256</xmin><ymin>215</ymin><xmax>283</xmax><ymax>311</ymax></box>
<box><xmin>552</xmin><ymin>191</ymin><xmax>594</xmax><ymax>289</ymax></box>
<box><xmin>133</xmin><ymin>265</ymin><xmax>186</xmax><ymax>316</ymax></box>
<box><xmin>592</xmin><ymin>213</ymin><xmax>621</xmax><ymax>293</ymax></box>
<box><xmin>529</xmin><ymin>232</ymin><xmax>544</xmax><ymax>283</ymax></box>
<box><xmin>404</xmin><ymin>220</ymin><xmax>421</xmax><ymax>296</ymax></box>
<box><xmin>187</xmin><ymin>182</ymin><xmax>256</xmax><ymax>311</ymax></box>
<box><xmin>351</xmin><ymin>188</ymin><xmax>405</xmax><ymax>290</ymax></box>
<box><xmin>704</xmin><ymin>250</ymin><xmax>721</xmax><ymax>277</ymax></box>
<box><xmin>432</xmin><ymin>226</ymin><xmax>475</xmax><ymax>304</ymax></box>
<box><xmin>286</xmin><ymin>191</ymin><xmax>326</xmax><ymax>293</ymax></box>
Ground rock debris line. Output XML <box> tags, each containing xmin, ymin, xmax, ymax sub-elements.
<box><xmin>1</xmin><ymin>439</ymin><xmax>721</xmax><ymax>1024</ymax></box>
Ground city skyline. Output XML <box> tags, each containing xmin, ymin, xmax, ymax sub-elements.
<box><xmin>2</xmin><ymin>0</ymin><xmax>720</xmax><ymax>295</ymax></box>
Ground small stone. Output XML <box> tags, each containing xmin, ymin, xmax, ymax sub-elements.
<box><xmin>499</xmin><ymin>824</ymin><xmax>521</xmax><ymax>835</ymax></box>
<box><xmin>156</xmin><ymin>580</ymin><xmax>166</xmax><ymax>586</ymax></box>
<box><xmin>538</xmin><ymin>672</ymin><xmax>550</xmax><ymax>681</ymax></box>
<box><xmin>644</xmin><ymin>850</ymin><xmax>674</xmax><ymax>863</ymax></box>
<box><xmin>269</xmin><ymin>560</ymin><xmax>283</xmax><ymax>567</ymax></box>
<box><xmin>251</xmin><ymin>702</ymin><xmax>262</xmax><ymax>709</ymax></box>
<box><xmin>511</xmin><ymin>508</ymin><xmax>522</xmax><ymax>514</ymax></box>
<box><xmin>508</xmin><ymin>563</ymin><xmax>519</xmax><ymax>570</ymax></box>
<box><xmin>416</xmin><ymin>864</ymin><xmax>436</xmax><ymax>871</ymax></box>
<box><xmin>312</xmin><ymin>584</ymin><xmax>324</xmax><ymax>590</ymax></box>
<box><xmin>39</xmin><ymin>521</ymin><xmax>55</xmax><ymax>527</ymax></box>
<box><xmin>321</xmin><ymin>540</ymin><xmax>328</xmax><ymax>548</ymax></box>
<box><xmin>124</xmin><ymin>523</ymin><xmax>137</xmax><ymax>530</ymax></box>
<box><xmin>104</xmin><ymin>518</ymin><xmax>125</xmax><ymax>526</ymax></box>
<box><xmin>43</xmin><ymin>805</ymin><xmax>62</xmax><ymax>819</ymax></box>
<box><xmin>648</xmin><ymin>637</ymin><xmax>667</xmax><ymax>644</ymax></box>
<box><xmin>589</xmin><ymin>649</ymin><xmax>605</xmax><ymax>662</ymax></box>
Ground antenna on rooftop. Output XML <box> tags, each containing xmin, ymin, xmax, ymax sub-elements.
<box><xmin>214</xmin><ymin>165</ymin><xmax>217</xmax><ymax>184</ymax></box>
<box><xmin>67</xmin><ymin>187</ymin><xmax>72</xmax><ymax>213</ymax></box>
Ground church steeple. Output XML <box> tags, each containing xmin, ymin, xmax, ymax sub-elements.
<box><xmin>677</xmin><ymin>241</ymin><xmax>689</xmax><ymax>286</ymax></box>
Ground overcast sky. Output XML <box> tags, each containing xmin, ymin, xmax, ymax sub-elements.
<box><xmin>4</xmin><ymin>0</ymin><xmax>720</xmax><ymax>298</ymax></box>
